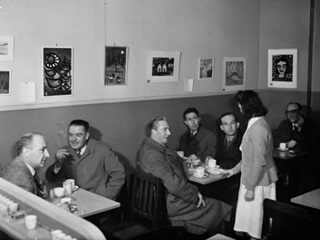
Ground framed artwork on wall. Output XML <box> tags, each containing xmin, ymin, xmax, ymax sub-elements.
<box><xmin>146</xmin><ymin>51</ymin><xmax>181</xmax><ymax>83</ymax></box>
<box><xmin>198</xmin><ymin>58</ymin><xmax>214</xmax><ymax>80</ymax></box>
<box><xmin>104</xmin><ymin>46</ymin><xmax>128</xmax><ymax>85</ymax></box>
<box><xmin>42</xmin><ymin>46</ymin><xmax>73</xmax><ymax>96</ymax></box>
<box><xmin>268</xmin><ymin>49</ymin><xmax>297</xmax><ymax>89</ymax></box>
<box><xmin>222</xmin><ymin>57</ymin><xmax>246</xmax><ymax>91</ymax></box>
<box><xmin>0</xmin><ymin>70</ymin><xmax>11</xmax><ymax>95</ymax></box>
<box><xmin>0</xmin><ymin>36</ymin><xmax>14</xmax><ymax>61</ymax></box>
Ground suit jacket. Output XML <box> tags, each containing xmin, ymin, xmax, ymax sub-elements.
<box><xmin>138</xmin><ymin>138</ymin><xmax>231</xmax><ymax>235</ymax></box>
<box><xmin>0</xmin><ymin>156</ymin><xmax>39</xmax><ymax>195</ymax></box>
<box><xmin>178</xmin><ymin>126</ymin><xmax>217</xmax><ymax>162</ymax></box>
<box><xmin>232</xmin><ymin>117</ymin><xmax>278</xmax><ymax>191</ymax></box>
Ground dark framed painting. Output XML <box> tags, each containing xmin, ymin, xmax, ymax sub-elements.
<box><xmin>104</xmin><ymin>46</ymin><xmax>128</xmax><ymax>85</ymax></box>
<box><xmin>222</xmin><ymin>57</ymin><xmax>246</xmax><ymax>91</ymax></box>
<box><xmin>268</xmin><ymin>49</ymin><xmax>297</xmax><ymax>89</ymax></box>
<box><xmin>42</xmin><ymin>46</ymin><xmax>73</xmax><ymax>96</ymax></box>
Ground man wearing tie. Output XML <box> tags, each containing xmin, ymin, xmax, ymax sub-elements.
<box><xmin>177</xmin><ymin>107</ymin><xmax>216</xmax><ymax>163</ymax></box>
<box><xmin>1</xmin><ymin>133</ymin><xmax>50</xmax><ymax>198</ymax></box>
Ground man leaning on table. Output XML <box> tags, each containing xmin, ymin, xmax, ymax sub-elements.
<box><xmin>1</xmin><ymin>133</ymin><xmax>50</xmax><ymax>198</ymax></box>
<box><xmin>138</xmin><ymin>116</ymin><xmax>231</xmax><ymax>237</ymax></box>
<box><xmin>177</xmin><ymin>107</ymin><xmax>217</xmax><ymax>163</ymax></box>
<box><xmin>46</xmin><ymin>119</ymin><xmax>125</xmax><ymax>201</ymax></box>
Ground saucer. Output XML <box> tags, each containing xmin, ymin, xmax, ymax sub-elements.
<box><xmin>193</xmin><ymin>173</ymin><xmax>209</xmax><ymax>178</ymax></box>
<box><xmin>72</xmin><ymin>185</ymin><xmax>79</xmax><ymax>192</ymax></box>
<box><xmin>277</xmin><ymin>147</ymin><xmax>289</xmax><ymax>152</ymax></box>
<box><xmin>207</xmin><ymin>168</ymin><xmax>224</xmax><ymax>175</ymax></box>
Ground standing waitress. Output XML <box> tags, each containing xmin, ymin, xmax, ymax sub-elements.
<box><xmin>224</xmin><ymin>90</ymin><xmax>278</xmax><ymax>240</ymax></box>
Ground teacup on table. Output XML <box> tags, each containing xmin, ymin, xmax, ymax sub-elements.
<box><xmin>194</xmin><ymin>167</ymin><xmax>205</xmax><ymax>178</ymax></box>
<box><xmin>208</xmin><ymin>159</ymin><xmax>216</xmax><ymax>169</ymax></box>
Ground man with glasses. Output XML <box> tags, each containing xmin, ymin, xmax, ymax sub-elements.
<box><xmin>274</xmin><ymin>102</ymin><xmax>320</xmax><ymax>193</ymax></box>
<box><xmin>177</xmin><ymin>107</ymin><xmax>217</xmax><ymax>163</ymax></box>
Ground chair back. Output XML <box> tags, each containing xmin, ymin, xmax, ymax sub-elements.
<box><xmin>262</xmin><ymin>198</ymin><xmax>310</xmax><ymax>240</ymax></box>
<box><xmin>130</xmin><ymin>170</ymin><xmax>169</xmax><ymax>230</ymax></box>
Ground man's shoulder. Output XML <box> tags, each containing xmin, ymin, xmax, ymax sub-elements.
<box><xmin>199</xmin><ymin>126</ymin><xmax>216</xmax><ymax>137</ymax></box>
<box><xmin>88</xmin><ymin>138</ymin><xmax>112</xmax><ymax>151</ymax></box>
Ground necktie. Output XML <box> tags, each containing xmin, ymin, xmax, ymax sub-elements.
<box><xmin>76</xmin><ymin>149</ymin><xmax>81</xmax><ymax>158</ymax></box>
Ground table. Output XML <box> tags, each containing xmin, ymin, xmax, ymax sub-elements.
<box><xmin>291</xmin><ymin>188</ymin><xmax>320</xmax><ymax>210</ymax></box>
<box><xmin>272</xmin><ymin>148</ymin><xmax>308</xmax><ymax>201</ymax></box>
<box><xmin>48</xmin><ymin>188</ymin><xmax>121</xmax><ymax>218</ymax></box>
<box><xmin>189</xmin><ymin>169</ymin><xmax>227</xmax><ymax>185</ymax></box>
<box><xmin>206</xmin><ymin>233</ymin><xmax>235</xmax><ymax>240</ymax></box>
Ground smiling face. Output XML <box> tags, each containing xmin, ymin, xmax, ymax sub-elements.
<box><xmin>68</xmin><ymin>125</ymin><xmax>90</xmax><ymax>150</ymax></box>
<box><xmin>286</xmin><ymin>103</ymin><xmax>302</xmax><ymax>123</ymax></box>
<box><xmin>151</xmin><ymin>120</ymin><xmax>171</xmax><ymax>145</ymax></box>
<box><xmin>27</xmin><ymin>135</ymin><xmax>50</xmax><ymax>169</ymax></box>
<box><xmin>220</xmin><ymin>114</ymin><xmax>239</xmax><ymax>137</ymax></box>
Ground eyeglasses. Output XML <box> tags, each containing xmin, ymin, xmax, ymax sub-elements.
<box><xmin>286</xmin><ymin>109</ymin><xmax>300</xmax><ymax>115</ymax></box>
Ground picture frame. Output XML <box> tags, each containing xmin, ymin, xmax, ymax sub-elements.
<box><xmin>0</xmin><ymin>36</ymin><xmax>14</xmax><ymax>61</ymax></box>
<box><xmin>104</xmin><ymin>46</ymin><xmax>128</xmax><ymax>85</ymax></box>
<box><xmin>42</xmin><ymin>46</ymin><xmax>73</xmax><ymax>96</ymax></box>
<box><xmin>268</xmin><ymin>49</ymin><xmax>297</xmax><ymax>89</ymax></box>
<box><xmin>0</xmin><ymin>70</ymin><xmax>11</xmax><ymax>95</ymax></box>
<box><xmin>146</xmin><ymin>51</ymin><xmax>181</xmax><ymax>83</ymax></box>
<box><xmin>222</xmin><ymin>57</ymin><xmax>246</xmax><ymax>91</ymax></box>
<box><xmin>198</xmin><ymin>58</ymin><xmax>214</xmax><ymax>79</ymax></box>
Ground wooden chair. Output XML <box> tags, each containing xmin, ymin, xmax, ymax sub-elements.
<box><xmin>101</xmin><ymin>170</ymin><xmax>171</xmax><ymax>240</ymax></box>
<box><xmin>262</xmin><ymin>199</ymin><xmax>312</xmax><ymax>240</ymax></box>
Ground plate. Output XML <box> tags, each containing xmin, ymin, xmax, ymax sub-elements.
<box><xmin>277</xmin><ymin>147</ymin><xmax>289</xmax><ymax>152</ymax></box>
<box><xmin>207</xmin><ymin>168</ymin><xmax>224</xmax><ymax>175</ymax></box>
<box><xmin>72</xmin><ymin>185</ymin><xmax>79</xmax><ymax>192</ymax></box>
<box><xmin>193</xmin><ymin>173</ymin><xmax>209</xmax><ymax>178</ymax></box>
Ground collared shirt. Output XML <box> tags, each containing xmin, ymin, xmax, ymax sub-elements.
<box><xmin>24</xmin><ymin>161</ymin><xmax>35</xmax><ymax>177</ymax></box>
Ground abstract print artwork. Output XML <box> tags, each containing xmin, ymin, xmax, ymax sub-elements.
<box><xmin>222</xmin><ymin>57</ymin><xmax>246</xmax><ymax>91</ymax></box>
<box><xmin>104</xmin><ymin>46</ymin><xmax>128</xmax><ymax>85</ymax></box>
<box><xmin>0</xmin><ymin>70</ymin><xmax>11</xmax><ymax>95</ymax></box>
<box><xmin>42</xmin><ymin>47</ymin><xmax>73</xmax><ymax>96</ymax></box>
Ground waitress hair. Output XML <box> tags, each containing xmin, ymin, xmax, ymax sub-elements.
<box><xmin>235</xmin><ymin>90</ymin><xmax>268</xmax><ymax>118</ymax></box>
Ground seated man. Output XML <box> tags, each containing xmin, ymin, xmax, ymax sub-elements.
<box><xmin>138</xmin><ymin>117</ymin><xmax>231</xmax><ymax>236</ymax></box>
<box><xmin>46</xmin><ymin>119</ymin><xmax>126</xmax><ymax>201</ymax></box>
<box><xmin>274</xmin><ymin>102</ymin><xmax>318</xmax><ymax>152</ymax></box>
<box><xmin>274</xmin><ymin>102</ymin><xmax>320</xmax><ymax>193</ymax></box>
<box><xmin>177</xmin><ymin>107</ymin><xmax>217</xmax><ymax>163</ymax></box>
<box><xmin>215</xmin><ymin>113</ymin><xmax>243</xmax><ymax>214</ymax></box>
<box><xmin>1</xmin><ymin>133</ymin><xmax>50</xmax><ymax>198</ymax></box>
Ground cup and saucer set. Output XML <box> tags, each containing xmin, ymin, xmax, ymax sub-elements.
<box><xmin>205</xmin><ymin>158</ymin><xmax>224</xmax><ymax>175</ymax></box>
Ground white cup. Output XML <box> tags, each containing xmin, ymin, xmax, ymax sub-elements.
<box><xmin>208</xmin><ymin>159</ymin><xmax>216</xmax><ymax>169</ymax></box>
<box><xmin>25</xmin><ymin>215</ymin><xmax>37</xmax><ymax>230</ymax></box>
<box><xmin>194</xmin><ymin>167</ymin><xmax>205</xmax><ymax>178</ymax></box>
<box><xmin>9</xmin><ymin>202</ymin><xmax>19</xmax><ymax>214</ymax></box>
<box><xmin>65</xmin><ymin>179</ymin><xmax>75</xmax><ymax>189</ymax></box>
<box><xmin>63</xmin><ymin>181</ymin><xmax>73</xmax><ymax>196</ymax></box>
<box><xmin>279</xmin><ymin>142</ymin><xmax>286</xmax><ymax>150</ymax></box>
<box><xmin>51</xmin><ymin>230</ymin><xmax>63</xmax><ymax>240</ymax></box>
<box><xmin>176</xmin><ymin>151</ymin><xmax>184</xmax><ymax>158</ymax></box>
<box><xmin>0</xmin><ymin>204</ymin><xmax>8</xmax><ymax>217</ymax></box>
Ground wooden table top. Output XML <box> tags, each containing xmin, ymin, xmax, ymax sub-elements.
<box><xmin>273</xmin><ymin>147</ymin><xmax>307</xmax><ymax>161</ymax></box>
<box><xmin>206</xmin><ymin>233</ymin><xmax>235</xmax><ymax>240</ymax></box>
<box><xmin>188</xmin><ymin>164</ymin><xmax>227</xmax><ymax>185</ymax></box>
<box><xmin>48</xmin><ymin>187</ymin><xmax>121</xmax><ymax>218</ymax></box>
<box><xmin>291</xmin><ymin>188</ymin><xmax>320</xmax><ymax>210</ymax></box>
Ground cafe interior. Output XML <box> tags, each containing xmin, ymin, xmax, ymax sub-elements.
<box><xmin>1</xmin><ymin>0</ymin><xmax>320</xmax><ymax>239</ymax></box>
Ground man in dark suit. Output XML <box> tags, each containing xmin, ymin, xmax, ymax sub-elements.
<box><xmin>178</xmin><ymin>107</ymin><xmax>217</xmax><ymax>163</ymax></box>
<box><xmin>1</xmin><ymin>133</ymin><xmax>50</xmax><ymax>198</ymax></box>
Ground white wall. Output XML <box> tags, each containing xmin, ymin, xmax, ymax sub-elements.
<box><xmin>0</xmin><ymin>0</ymin><xmax>261</xmax><ymax>111</ymax></box>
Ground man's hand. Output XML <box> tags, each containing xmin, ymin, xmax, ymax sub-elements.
<box><xmin>222</xmin><ymin>169</ymin><xmax>234</xmax><ymax>178</ymax></box>
<box><xmin>197</xmin><ymin>192</ymin><xmax>205</xmax><ymax>208</ymax></box>
<box><xmin>55</xmin><ymin>148</ymin><xmax>69</xmax><ymax>165</ymax></box>
<box><xmin>244</xmin><ymin>190</ymin><xmax>254</xmax><ymax>202</ymax></box>
<box><xmin>296</xmin><ymin>116</ymin><xmax>304</xmax><ymax>131</ymax></box>
<box><xmin>287</xmin><ymin>140</ymin><xmax>297</xmax><ymax>149</ymax></box>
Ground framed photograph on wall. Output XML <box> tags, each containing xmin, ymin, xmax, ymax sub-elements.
<box><xmin>104</xmin><ymin>46</ymin><xmax>128</xmax><ymax>85</ymax></box>
<box><xmin>198</xmin><ymin>58</ymin><xmax>214</xmax><ymax>79</ymax></box>
<box><xmin>0</xmin><ymin>36</ymin><xmax>14</xmax><ymax>61</ymax></box>
<box><xmin>268</xmin><ymin>49</ymin><xmax>297</xmax><ymax>89</ymax></box>
<box><xmin>146</xmin><ymin>51</ymin><xmax>181</xmax><ymax>83</ymax></box>
<box><xmin>42</xmin><ymin>46</ymin><xmax>73</xmax><ymax>96</ymax></box>
<box><xmin>0</xmin><ymin>70</ymin><xmax>11</xmax><ymax>95</ymax></box>
<box><xmin>222</xmin><ymin>57</ymin><xmax>246</xmax><ymax>91</ymax></box>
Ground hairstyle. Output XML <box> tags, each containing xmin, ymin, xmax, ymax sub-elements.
<box><xmin>17</xmin><ymin>132</ymin><xmax>43</xmax><ymax>155</ymax></box>
<box><xmin>235</xmin><ymin>90</ymin><xmax>268</xmax><ymax>118</ymax></box>
<box><xmin>69</xmin><ymin>119</ymin><xmax>90</xmax><ymax>132</ymax></box>
<box><xmin>219</xmin><ymin>112</ymin><xmax>238</xmax><ymax>125</ymax></box>
<box><xmin>148</xmin><ymin>117</ymin><xmax>167</xmax><ymax>135</ymax></box>
<box><xmin>286</xmin><ymin>102</ymin><xmax>302</xmax><ymax>111</ymax></box>
<box><xmin>183</xmin><ymin>107</ymin><xmax>199</xmax><ymax>120</ymax></box>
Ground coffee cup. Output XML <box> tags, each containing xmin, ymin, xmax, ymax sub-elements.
<box><xmin>63</xmin><ymin>181</ymin><xmax>72</xmax><ymax>196</ymax></box>
<box><xmin>25</xmin><ymin>215</ymin><xmax>37</xmax><ymax>230</ymax></box>
<box><xmin>65</xmin><ymin>179</ymin><xmax>75</xmax><ymax>189</ymax></box>
<box><xmin>194</xmin><ymin>167</ymin><xmax>205</xmax><ymax>178</ymax></box>
<box><xmin>279</xmin><ymin>142</ymin><xmax>286</xmax><ymax>150</ymax></box>
<box><xmin>208</xmin><ymin>159</ymin><xmax>216</xmax><ymax>169</ymax></box>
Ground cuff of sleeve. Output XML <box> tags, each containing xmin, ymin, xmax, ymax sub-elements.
<box><xmin>53</xmin><ymin>163</ymin><xmax>62</xmax><ymax>174</ymax></box>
